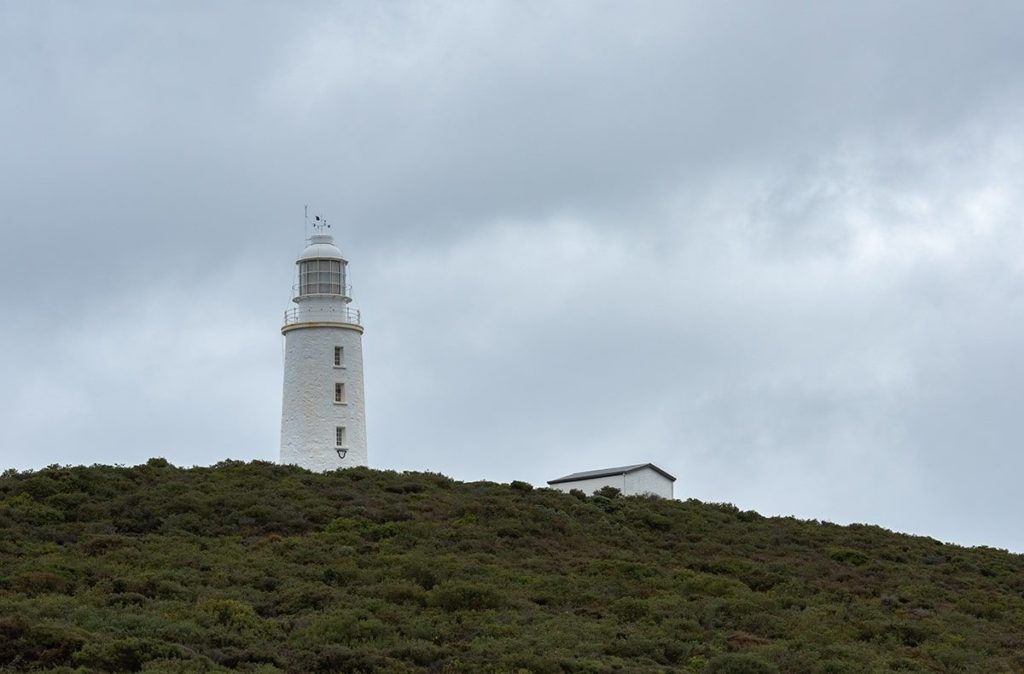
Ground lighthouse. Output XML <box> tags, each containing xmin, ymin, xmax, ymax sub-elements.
<box><xmin>280</xmin><ymin>219</ymin><xmax>367</xmax><ymax>471</ymax></box>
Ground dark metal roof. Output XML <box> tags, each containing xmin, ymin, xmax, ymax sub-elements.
<box><xmin>547</xmin><ymin>463</ymin><xmax>676</xmax><ymax>485</ymax></box>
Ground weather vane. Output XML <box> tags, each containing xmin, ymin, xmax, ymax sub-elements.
<box><xmin>304</xmin><ymin>204</ymin><xmax>331</xmax><ymax>238</ymax></box>
<box><xmin>313</xmin><ymin>214</ymin><xmax>330</xmax><ymax>232</ymax></box>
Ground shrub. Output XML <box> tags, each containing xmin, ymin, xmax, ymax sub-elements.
<box><xmin>706</xmin><ymin>653</ymin><xmax>779</xmax><ymax>674</ymax></box>
<box><xmin>380</xmin><ymin>581</ymin><xmax>427</xmax><ymax>606</ymax></box>
<box><xmin>268</xmin><ymin>581</ymin><xmax>336</xmax><ymax>614</ymax></box>
<box><xmin>200</xmin><ymin>599</ymin><xmax>262</xmax><ymax>630</ymax></box>
<box><xmin>321</xmin><ymin>562</ymin><xmax>360</xmax><ymax>587</ymax></box>
<box><xmin>2</xmin><ymin>493</ymin><xmax>63</xmax><ymax>525</ymax></box>
<box><xmin>639</xmin><ymin>511</ymin><xmax>672</xmax><ymax>531</ymax></box>
<box><xmin>829</xmin><ymin>548</ymin><xmax>870</xmax><ymax>566</ymax></box>
<box><xmin>430</xmin><ymin>582</ymin><xmax>505</xmax><ymax>611</ymax></box>
<box><xmin>591</xmin><ymin>495</ymin><xmax>621</xmax><ymax>513</ymax></box>
<box><xmin>80</xmin><ymin>534</ymin><xmax>130</xmax><ymax>556</ymax></box>
<box><xmin>106</xmin><ymin>591</ymin><xmax>148</xmax><ymax>607</ymax></box>
<box><xmin>141</xmin><ymin>657</ymin><xmax>232</xmax><ymax>672</ymax></box>
<box><xmin>1</xmin><ymin>461</ymin><xmax>1022</xmax><ymax>673</ymax></box>
<box><xmin>301</xmin><ymin>644</ymin><xmax>389</xmax><ymax>673</ymax></box>
<box><xmin>73</xmin><ymin>638</ymin><xmax>175</xmax><ymax>672</ymax></box>
<box><xmin>611</xmin><ymin>597</ymin><xmax>649</xmax><ymax>622</ymax></box>
<box><xmin>604</xmin><ymin>635</ymin><xmax>663</xmax><ymax>660</ymax></box>
<box><xmin>0</xmin><ymin>617</ymin><xmax>85</xmax><ymax>669</ymax></box>
<box><xmin>889</xmin><ymin>622</ymin><xmax>931</xmax><ymax>647</ymax></box>
<box><xmin>388</xmin><ymin>639</ymin><xmax>445</xmax><ymax>667</ymax></box>
<box><xmin>594</xmin><ymin>486</ymin><xmax>622</xmax><ymax>499</ymax></box>
<box><xmin>325</xmin><ymin>517</ymin><xmax>366</xmax><ymax>536</ymax></box>
<box><xmin>399</xmin><ymin>559</ymin><xmax>438</xmax><ymax>590</ymax></box>
<box><xmin>112</xmin><ymin>507</ymin><xmax>163</xmax><ymax>534</ymax></box>
<box><xmin>296</xmin><ymin>610</ymin><xmax>388</xmax><ymax>646</ymax></box>
<box><xmin>12</xmin><ymin>570</ymin><xmax>74</xmax><ymax>596</ymax></box>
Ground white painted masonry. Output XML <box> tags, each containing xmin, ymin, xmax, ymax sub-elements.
<box><xmin>547</xmin><ymin>464</ymin><xmax>675</xmax><ymax>498</ymax></box>
<box><xmin>623</xmin><ymin>468</ymin><xmax>674</xmax><ymax>499</ymax></box>
<box><xmin>551</xmin><ymin>474</ymin><xmax>627</xmax><ymax>496</ymax></box>
<box><xmin>280</xmin><ymin>232</ymin><xmax>368</xmax><ymax>471</ymax></box>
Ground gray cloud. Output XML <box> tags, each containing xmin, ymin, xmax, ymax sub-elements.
<box><xmin>2</xmin><ymin>1</ymin><xmax>1023</xmax><ymax>551</ymax></box>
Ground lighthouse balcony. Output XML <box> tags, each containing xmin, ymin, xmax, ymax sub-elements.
<box><xmin>283</xmin><ymin>307</ymin><xmax>362</xmax><ymax>327</ymax></box>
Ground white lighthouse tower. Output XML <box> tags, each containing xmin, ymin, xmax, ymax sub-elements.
<box><xmin>280</xmin><ymin>218</ymin><xmax>367</xmax><ymax>471</ymax></box>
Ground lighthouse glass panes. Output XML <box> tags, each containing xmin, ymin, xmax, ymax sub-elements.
<box><xmin>334</xmin><ymin>347</ymin><xmax>343</xmax><ymax>366</ymax></box>
<box><xmin>336</xmin><ymin>426</ymin><xmax>346</xmax><ymax>447</ymax></box>
<box><xmin>335</xmin><ymin>382</ymin><xmax>345</xmax><ymax>403</ymax></box>
<box><xmin>299</xmin><ymin>259</ymin><xmax>344</xmax><ymax>295</ymax></box>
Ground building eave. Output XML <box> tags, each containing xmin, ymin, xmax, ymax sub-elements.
<box><xmin>547</xmin><ymin>462</ymin><xmax>676</xmax><ymax>485</ymax></box>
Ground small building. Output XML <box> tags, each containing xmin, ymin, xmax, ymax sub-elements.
<box><xmin>547</xmin><ymin>463</ymin><xmax>676</xmax><ymax>499</ymax></box>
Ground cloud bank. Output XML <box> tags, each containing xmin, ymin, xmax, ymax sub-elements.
<box><xmin>2</xmin><ymin>1</ymin><xmax>1023</xmax><ymax>551</ymax></box>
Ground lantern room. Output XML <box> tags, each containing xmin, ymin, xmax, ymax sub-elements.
<box><xmin>295</xmin><ymin>233</ymin><xmax>350</xmax><ymax>301</ymax></box>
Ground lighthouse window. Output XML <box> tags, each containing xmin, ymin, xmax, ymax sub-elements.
<box><xmin>336</xmin><ymin>426</ymin><xmax>346</xmax><ymax>447</ymax></box>
<box><xmin>334</xmin><ymin>346</ymin><xmax>344</xmax><ymax>366</ymax></box>
<box><xmin>335</xmin><ymin>382</ymin><xmax>346</xmax><ymax>403</ymax></box>
<box><xmin>299</xmin><ymin>259</ymin><xmax>344</xmax><ymax>295</ymax></box>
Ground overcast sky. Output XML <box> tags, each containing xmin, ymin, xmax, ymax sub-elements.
<box><xmin>2</xmin><ymin>1</ymin><xmax>1023</xmax><ymax>552</ymax></box>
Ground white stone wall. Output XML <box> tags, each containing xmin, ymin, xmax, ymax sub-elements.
<box><xmin>295</xmin><ymin>295</ymin><xmax>354</xmax><ymax>322</ymax></box>
<box><xmin>623</xmin><ymin>468</ymin><xmax>674</xmax><ymax>498</ymax></box>
<box><xmin>551</xmin><ymin>468</ymin><xmax>674</xmax><ymax>498</ymax></box>
<box><xmin>549</xmin><ymin>474</ymin><xmax>626</xmax><ymax>496</ymax></box>
<box><xmin>280</xmin><ymin>324</ymin><xmax>367</xmax><ymax>471</ymax></box>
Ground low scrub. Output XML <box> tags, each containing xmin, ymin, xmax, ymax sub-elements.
<box><xmin>0</xmin><ymin>461</ymin><xmax>1022</xmax><ymax>672</ymax></box>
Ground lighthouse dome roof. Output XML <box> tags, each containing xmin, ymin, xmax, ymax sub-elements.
<box><xmin>298</xmin><ymin>234</ymin><xmax>345</xmax><ymax>261</ymax></box>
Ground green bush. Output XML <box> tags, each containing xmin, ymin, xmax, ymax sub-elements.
<box><xmin>706</xmin><ymin>653</ymin><xmax>779</xmax><ymax>674</ymax></box>
<box><xmin>0</xmin><ymin>461</ymin><xmax>1022</xmax><ymax>673</ymax></box>
<box><xmin>594</xmin><ymin>485</ymin><xmax>622</xmax><ymax>499</ymax></box>
<box><xmin>611</xmin><ymin>597</ymin><xmax>650</xmax><ymax>622</ymax></box>
<box><xmin>73</xmin><ymin>638</ymin><xmax>175</xmax><ymax>672</ymax></box>
<box><xmin>430</xmin><ymin>582</ymin><xmax>505</xmax><ymax>610</ymax></box>
<box><xmin>388</xmin><ymin>639</ymin><xmax>445</xmax><ymax>667</ymax></box>
<box><xmin>0</xmin><ymin>618</ymin><xmax>85</xmax><ymax>669</ymax></box>
<box><xmin>12</xmin><ymin>570</ymin><xmax>73</xmax><ymax>595</ymax></box>
<box><xmin>2</xmin><ymin>493</ymin><xmax>63</xmax><ymax>525</ymax></box>
<box><xmin>380</xmin><ymin>581</ymin><xmax>428</xmax><ymax>606</ymax></box>
<box><xmin>829</xmin><ymin>548</ymin><xmax>870</xmax><ymax>566</ymax></box>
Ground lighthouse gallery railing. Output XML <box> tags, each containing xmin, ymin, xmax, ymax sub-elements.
<box><xmin>283</xmin><ymin>307</ymin><xmax>362</xmax><ymax>326</ymax></box>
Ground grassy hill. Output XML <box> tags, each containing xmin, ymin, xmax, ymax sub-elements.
<box><xmin>1</xmin><ymin>460</ymin><xmax>1022</xmax><ymax>673</ymax></box>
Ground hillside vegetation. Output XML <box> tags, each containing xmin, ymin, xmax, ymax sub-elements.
<box><xmin>1</xmin><ymin>460</ymin><xmax>1022</xmax><ymax>673</ymax></box>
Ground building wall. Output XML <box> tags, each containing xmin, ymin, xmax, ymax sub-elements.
<box><xmin>549</xmin><ymin>474</ymin><xmax>626</xmax><ymax>496</ymax></box>
<box><xmin>623</xmin><ymin>468</ymin><xmax>674</xmax><ymax>498</ymax></box>
<box><xmin>280</xmin><ymin>324</ymin><xmax>367</xmax><ymax>471</ymax></box>
<box><xmin>550</xmin><ymin>467</ymin><xmax>674</xmax><ymax>498</ymax></box>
